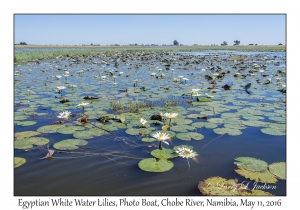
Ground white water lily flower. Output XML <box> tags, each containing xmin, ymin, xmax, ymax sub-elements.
<box><xmin>151</xmin><ymin>132</ymin><xmax>170</xmax><ymax>145</ymax></box>
<box><xmin>113</xmin><ymin>82</ymin><xmax>118</xmax><ymax>86</ymax></box>
<box><xmin>175</xmin><ymin>147</ymin><xmax>198</xmax><ymax>159</ymax></box>
<box><xmin>275</xmin><ymin>77</ymin><xmax>281</xmax><ymax>81</ymax></box>
<box><xmin>101</xmin><ymin>76</ymin><xmax>107</xmax><ymax>80</ymax></box>
<box><xmin>57</xmin><ymin>86</ymin><xmax>66</xmax><ymax>90</ymax></box>
<box><xmin>164</xmin><ymin>112</ymin><xmax>178</xmax><ymax>119</ymax></box>
<box><xmin>140</xmin><ymin>118</ymin><xmax>147</xmax><ymax>126</ymax></box>
<box><xmin>57</xmin><ymin>111</ymin><xmax>71</xmax><ymax>119</ymax></box>
<box><xmin>173</xmin><ymin>78</ymin><xmax>180</xmax><ymax>82</ymax></box>
<box><xmin>182</xmin><ymin>78</ymin><xmax>189</xmax><ymax>81</ymax></box>
<box><xmin>56</xmin><ymin>75</ymin><xmax>62</xmax><ymax>79</ymax></box>
<box><xmin>259</xmin><ymin>70</ymin><xmax>264</xmax><ymax>73</ymax></box>
<box><xmin>151</xmin><ymin>73</ymin><xmax>156</xmax><ymax>76</ymax></box>
<box><xmin>178</xmin><ymin>76</ymin><xmax>184</xmax><ymax>78</ymax></box>
<box><xmin>119</xmin><ymin>72</ymin><xmax>123</xmax><ymax>75</ymax></box>
<box><xmin>77</xmin><ymin>102</ymin><xmax>89</xmax><ymax>107</ymax></box>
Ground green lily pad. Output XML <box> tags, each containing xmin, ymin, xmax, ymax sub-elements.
<box><xmin>125</xmin><ymin>128</ymin><xmax>140</xmax><ymax>135</ymax></box>
<box><xmin>207</xmin><ymin>118</ymin><xmax>224</xmax><ymax>124</ymax></box>
<box><xmin>37</xmin><ymin>125</ymin><xmax>65</xmax><ymax>133</ymax></box>
<box><xmin>15</xmin><ymin>131</ymin><xmax>40</xmax><ymax>140</ymax></box>
<box><xmin>175</xmin><ymin>119</ymin><xmax>193</xmax><ymax>125</ymax></box>
<box><xmin>53</xmin><ymin>139</ymin><xmax>88</xmax><ymax>150</ymax></box>
<box><xmin>14</xmin><ymin>157</ymin><xmax>26</xmax><ymax>168</ymax></box>
<box><xmin>142</xmin><ymin>137</ymin><xmax>156</xmax><ymax>142</ymax></box>
<box><xmin>242</xmin><ymin>120</ymin><xmax>269</xmax><ymax>127</ymax></box>
<box><xmin>235</xmin><ymin>167</ymin><xmax>278</xmax><ymax>183</ymax></box>
<box><xmin>16</xmin><ymin>121</ymin><xmax>37</xmax><ymax>126</ymax></box>
<box><xmin>150</xmin><ymin>149</ymin><xmax>177</xmax><ymax>159</ymax></box>
<box><xmin>138</xmin><ymin>158</ymin><xmax>174</xmax><ymax>172</ymax></box>
<box><xmin>176</xmin><ymin>132</ymin><xmax>204</xmax><ymax>141</ymax></box>
<box><xmin>57</xmin><ymin>125</ymin><xmax>85</xmax><ymax>134</ymax></box>
<box><xmin>234</xmin><ymin>157</ymin><xmax>268</xmax><ymax>172</ymax></box>
<box><xmin>261</xmin><ymin>127</ymin><xmax>285</xmax><ymax>136</ymax></box>
<box><xmin>14</xmin><ymin>116</ymin><xmax>29</xmax><ymax>121</ymax></box>
<box><xmin>14</xmin><ymin>137</ymin><xmax>49</xmax><ymax>149</ymax></box>
<box><xmin>213</xmin><ymin>128</ymin><xmax>242</xmax><ymax>136</ymax></box>
<box><xmin>73</xmin><ymin>130</ymin><xmax>95</xmax><ymax>139</ymax></box>
<box><xmin>269</xmin><ymin>162</ymin><xmax>286</xmax><ymax>180</ymax></box>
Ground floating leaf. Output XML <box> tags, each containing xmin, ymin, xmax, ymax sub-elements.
<box><xmin>269</xmin><ymin>162</ymin><xmax>286</xmax><ymax>180</ymax></box>
<box><xmin>261</xmin><ymin>128</ymin><xmax>285</xmax><ymax>136</ymax></box>
<box><xmin>14</xmin><ymin>157</ymin><xmax>26</xmax><ymax>168</ymax></box>
<box><xmin>142</xmin><ymin>137</ymin><xmax>156</xmax><ymax>142</ymax></box>
<box><xmin>234</xmin><ymin>157</ymin><xmax>268</xmax><ymax>172</ymax></box>
<box><xmin>150</xmin><ymin>149</ymin><xmax>177</xmax><ymax>159</ymax></box>
<box><xmin>14</xmin><ymin>131</ymin><xmax>40</xmax><ymax>141</ymax></box>
<box><xmin>235</xmin><ymin>167</ymin><xmax>278</xmax><ymax>183</ymax></box>
<box><xmin>16</xmin><ymin>120</ymin><xmax>37</xmax><ymax>126</ymax></box>
<box><xmin>213</xmin><ymin>128</ymin><xmax>242</xmax><ymax>136</ymax></box>
<box><xmin>73</xmin><ymin>130</ymin><xmax>95</xmax><ymax>139</ymax></box>
<box><xmin>57</xmin><ymin>125</ymin><xmax>85</xmax><ymax>134</ymax></box>
<box><xmin>207</xmin><ymin>118</ymin><xmax>224</xmax><ymax>124</ymax></box>
<box><xmin>37</xmin><ymin>125</ymin><xmax>65</xmax><ymax>133</ymax></box>
<box><xmin>242</xmin><ymin>120</ymin><xmax>269</xmax><ymax>127</ymax></box>
<box><xmin>125</xmin><ymin>128</ymin><xmax>140</xmax><ymax>135</ymax></box>
<box><xmin>176</xmin><ymin>132</ymin><xmax>204</xmax><ymax>141</ymax></box>
<box><xmin>138</xmin><ymin>158</ymin><xmax>174</xmax><ymax>172</ymax></box>
<box><xmin>14</xmin><ymin>137</ymin><xmax>50</xmax><ymax>149</ymax></box>
<box><xmin>53</xmin><ymin>139</ymin><xmax>88</xmax><ymax>150</ymax></box>
<box><xmin>175</xmin><ymin>119</ymin><xmax>193</xmax><ymax>125</ymax></box>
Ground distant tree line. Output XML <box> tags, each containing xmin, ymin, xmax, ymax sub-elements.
<box><xmin>19</xmin><ymin>42</ymin><xmax>27</xmax><ymax>45</ymax></box>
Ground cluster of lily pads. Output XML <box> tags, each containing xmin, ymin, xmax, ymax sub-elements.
<box><xmin>198</xmin><ymin>156</ymin><xmax>286</xmax><ymax>196</ymax></box>
<box><xmin>14</xmin><ymin>50</ymin><xmax>286</xmax><ymax>194</ymax></box>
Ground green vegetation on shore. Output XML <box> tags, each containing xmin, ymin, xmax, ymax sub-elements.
<box><xmin>14</xmin><ymin>45</ymin><xmax>286</xmax><ymax>63</ymax></box>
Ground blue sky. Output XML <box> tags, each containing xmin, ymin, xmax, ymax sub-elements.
<box><xmin>14</xmin><ymin>14</ymin><xmax>285</xmax><ymax>46</ymax></box>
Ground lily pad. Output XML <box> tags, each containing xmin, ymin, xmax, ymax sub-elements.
<box><xmin>16</xmin><ymin>121</ymin><xmax>37</xmax><ymax>126</ymax></box>
<box><xmin>53</xmin><ymin>139</ymin><xmax>88</xmax><ymax>150</ymax></box>
<box><xmin>150</xmin><ymin>149</ymin><xmax>177</xmax><ymax>159</ymax></box>
<box><xmin>213</xmin><ymin>128</ymin><xmax>242</xmax><ymax>136</ymax></box>
<box><xmin>15</xmin><ymin>131</ymin><xmax>40</xmax><ymax>141</ymax></box>
<box><xmin>125</xmin><ymin>128</ymin><xmax>140</xmax><ymax>135</ymax></box>
<box><xmin>234</xmin><ymin>157</ymin><xmax>268</xmax><ymax>172</ymax></box>
<box><xmin>261</xmin><ymin>127</ymin><xmax>285</xmax><ymax>136</ymax></box>
<box><xmin>14</xmin><ymin>137</ymin><xmax>49</xmax><ymax>149</ymax></box>
<box><xmin>176</xmin><ymin>132</ymin><xmax>204</xmax><ymax>141</ymax></box>
<box><xmin>142</xmin><ymin>137</ymin><xmax>156</xmax><ymax>142</ymax></box>
<box><xmin>235</xmin><ymin>167</ymin><xmax>278</xmax><ymax>183</ymax></box>
<box><xmin>138</xmin><ymin>158</ymin><xmax>174</xmax><ymax>172</ymax></box>
<box><xmin>269</xmin><ymin>162</ymin><xmax>286</xmax><ymax>180</ymax></box>
<box><xmin>14</xmin><ymin>157</ymin><xmax>26</xmax><ymax>168</ymax></box>
<box><xmin>37</xmin><ymin>125</ymin><xmax>65</xmax><ymax>133</ymax></box>
<box><xmin>57</xmin><ymin>125</ymin><xmax>86</xmax><ymax>134</ymax></box>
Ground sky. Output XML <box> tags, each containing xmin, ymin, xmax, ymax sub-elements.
<box><xmin>14</xmin><ymin>14</ymin><xmax>286</xmax><ymax>46</ymax></box>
